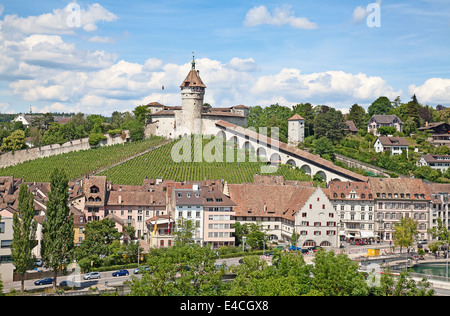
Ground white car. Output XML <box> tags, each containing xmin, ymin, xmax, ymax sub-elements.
<box><xmin>418</xmin><ymin>239</ymin><xmax>428</xmax><ymax>245</ymax></box>
<box><xmin>83</xmin><ymin>272</ymin><xmax>101</xmax><ymax>280</ymax></box>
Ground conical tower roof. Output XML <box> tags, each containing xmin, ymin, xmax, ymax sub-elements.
<box><xmin>180</xmin><ymin>55</ymin><xmax>206</xmax><ymax>88</ymax></box>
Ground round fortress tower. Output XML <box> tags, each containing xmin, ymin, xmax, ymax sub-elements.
<box><xmin>180</xmin><ymin>54</ymin><xmax>206</xmax><ymax>135</ymax></box>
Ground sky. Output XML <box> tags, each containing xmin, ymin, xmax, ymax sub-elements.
<box><xmin>0</xmin><ymin>0</ymin><xmax>449</xmax><ymax>116</ymax></box>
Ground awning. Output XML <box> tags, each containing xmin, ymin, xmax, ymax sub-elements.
<box><xmin>360</xmin><ymin>231</ymin><xmax>375</xmax><ymax>238</ymax></box>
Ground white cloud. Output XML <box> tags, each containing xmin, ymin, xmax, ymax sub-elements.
<box><xmin>251</xmin><ymin>68</ymin><xmax>401</xmax><ymax>108</ymax></box>
<box><xmin>1</xmin><ymin>3</ymin><xmax>117</xmax><ymax>39</ymax></box>
<box><xmin>244</xmin><ymin>5</ymin><xmax>317</xmax><ymax>29</ymax></box>
<box><xmin>352</xmin><ymin>6</ymin><xmax>368</xmax><ymax>23</ymax></box>
<box><xmin>227</xmin><ymin>57</ymin><xmax>259</xmax><ymax>72</ymax></box>
<box><xmin>409</xmin><ymin>78</ymin><xmax>450</xmax><ymax>105</ymax></box>
<box><xmin>87</xmin><ymin>35</ymin><xmax>114</xmax><ymax>44</ymax></box>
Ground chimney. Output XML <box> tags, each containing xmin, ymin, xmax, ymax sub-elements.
<box><xmin>118</xmin><ymin>195</ymin><xmax>122</xmax><ymax>204</ymax></box>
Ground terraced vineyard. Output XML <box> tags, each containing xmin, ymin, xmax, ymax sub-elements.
<box><xmin>0</xmin><ymin>135</ymin><xmax>166</xmax><ymax>182</ymax></box>
<box><xmin>99</xmin><ymin>136</ymin><xmax>312</xmax><ymax>185</ymax></box>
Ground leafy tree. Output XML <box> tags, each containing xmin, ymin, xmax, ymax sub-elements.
<box><xmin>74</xmin><ymin>218</ymin><xmax>122</xmax><ymax>262</ymax></box>
<box><xmin>129</xmin><ymin>244</ymin><xmax>224</xmax><ymax>296</ymax></box>
<box><xmin>11</xmin><ymin>184</ymin><xmax>38</xmax><ymax>292</ymax></box>
<box><xmin>41</xmin><ymin>168</ymin><xmax>74</xmax><ymax>290</ymax></box>
<box><xmin>347</xmin><ymin>103</ymin><xmax>366</xmax><ymax>130</ymax></box>
<box><xmin>313</xmin><ymin>106</ymin><xmax>346</xmax><ymax>143</ymax></box>
<box><xmin>377</xmin><ymin>126</ymin><xmax>397</xmax><ymax>136</ymax></box>
<box><xmin>122</xmin><ymin>119</ymin><xmax>144</xmax><ymax>141</ymax></box>
<box><xmin>310</xmin><ymin>249</ymin><xmax>369</xmax><ymax>296</ymax></box>
<box><xmin>1</xmin><ymin>130</ymin><xmax>26</xmax><ymax>152</ymax></box>
<box><xmin>314</xmin><ymin>136</ymin><xmax>335</xmax><ymax>159</ymax></box>
<box><xmin>392</xmin><ymin>217</ymin><xmax>418</xmax><ymax>253</ymax></box>
<box><xmin>133</xmin><ymin>105</ymin><xmax>151</xmax><ymax>124</ymax></box>
<box><xmin>233</xmin><ymin>222</ymin><xmax>268</xmax><ymax>251</ymax></box>
<box><xmin>427</xmin><ymin>218</ymin><xmax>449</xmax><ymax>257</ymax></box>
<box><xmin>368</xmin><ymin>96</ymin><xmax>393</xmax><ymax>116</ymax></box>
<box><xmin>173</xmin><ymin>218</ymin><xmax>196</xmax><ymax>246</ymax></box>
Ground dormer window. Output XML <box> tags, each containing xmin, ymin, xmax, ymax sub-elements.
<box><xmin>90</xmin><ymin>186</ymin><xmax>99</xmax><ymax>194</ymax></box>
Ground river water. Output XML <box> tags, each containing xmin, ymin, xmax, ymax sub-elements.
<box><xmin>411</xmin><ymin>264</ymin><xmax>450</xmax><ymax>278</ymax></box>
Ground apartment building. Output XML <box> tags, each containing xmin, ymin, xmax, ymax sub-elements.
<box><xmin>324</xmin><ymin>181</ymin><xmax>375</xmax><ymax>242</ymax></box>
<box><xmin>369</xmin><ymin>178</ymin><xmax>431</xmax><ymax>241</ymax></box>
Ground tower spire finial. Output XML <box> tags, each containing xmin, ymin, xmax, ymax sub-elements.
<box><xmin>191</xmin><ymin>52</ymin><xmax>195</xmax><ymax>70</ymax></box>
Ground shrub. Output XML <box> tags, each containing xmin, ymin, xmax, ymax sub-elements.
<box><xmin>89</xmin><ymin>133</ymin><xmax>107</xmax><ymax>146</ymax></box>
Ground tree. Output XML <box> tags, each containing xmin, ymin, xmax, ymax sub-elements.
<box><xmin>427</xmin><ymin>218</ymin><xmax>449</xmax><ymax>257</ymax></box>
<box><xmin>11</xmin><ymin>184</ymin><xmax>38</xmax><ymax>292</ymax></box>
<box><xmin>129</xmin><ymin>244</ymin><xmax>224</xmax><ymax>296</ymax></box>
<box><xmin>377</xmin><ymin>126</ymin><xmax>397</xmax><ymax>136</ymax></box>
<box><xmin>347</xmin><ymin>103</ymin><xmax>366</xmax><ymax>130</ymax></box>
<box><xmin>311</xmin><ymin>249</ymin><xmax>369</xmax><ymax>296</ymax></box>
<box><xmin>313</xmin><ymin>106</ymin><xmax>346</xmax><ymax>143</ymax></box>
<box><xmin>41</xmin><ymin>168</ymin><xmax>74</xmax><ymax>290</ymax></box>
<box><xmin>173</xmin><ymin>218</ymin><xmax>196</xmax><ymax>246</ymax></box>
<box><xmin>133</xmin><ymin>105</ymin><xmax>151</xmax><ymax>124</ymax></box>
<box><xmin>74</xmin><ymin>218</ymin><xmax>121</xmax><ymax>262</ymax></box>
<box><xmin>1</xmin><ymin>129</ymin><xmax>26</xmax><ymax>152</ymax></box>
<box><xmin>392</xmin><ymin>217</ymin><xmax>418</xmax><ymax>253</ymax></box>
<box><xmin>313</xmin><ymin>137</ymin><xmax>335</xmax><ymax>159</ymax></box>
<box><xmin>368</xmin><ymin>96</ymin><xmax>393</xmax><ymax>116</ymax></box>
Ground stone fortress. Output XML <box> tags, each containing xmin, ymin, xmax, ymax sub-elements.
<box><xmin>146</xmin><ymin>55</ymin><xmax>305</xmax><ymax>146</ymax></box>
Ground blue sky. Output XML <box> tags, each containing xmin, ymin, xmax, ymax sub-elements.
<box><xmin>0</xmin><ymin>0</ymin><xmax>449</xmax><ymax>115</ymax></box>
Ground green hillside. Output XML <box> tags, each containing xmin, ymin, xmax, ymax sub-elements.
<box><xmin>98</xmin><ymin>136</ymin><xmax>312</xmax><ymax>185</ymax></box>
<box><xmin>0</xmin><ymin>135</ymin><xmax>166</xmax><ymax>182</ymax></box>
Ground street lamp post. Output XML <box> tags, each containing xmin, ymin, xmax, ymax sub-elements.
<box><xmin>242</xmin><ymin>236</ymin><xmax>247</xmax><ymax>253</ymax></box>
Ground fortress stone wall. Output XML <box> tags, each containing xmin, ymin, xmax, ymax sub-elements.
<box><xmin>0</xmin><ymin>131</ymin><xmax>130</xmax><ymax>169</ymax></box>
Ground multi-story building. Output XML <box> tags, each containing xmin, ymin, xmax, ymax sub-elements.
<box><xmin>369</xmin><ymin>178</ymin><xmax>431</xmax><ymax>241</ymax></box>
<box><xmin>0</xmin><ymin>210</ymin><xmax>14</xmax><ymax>282</ymax></box>
<box><xmin>324</xmin><ymin>181</ymin><xmax>375</xmax><ymax>243</ymax></box>
<box><xmin>229</xmin><ymin>175</ymin><xmax>338</xmax><ymax>248</ymax></box>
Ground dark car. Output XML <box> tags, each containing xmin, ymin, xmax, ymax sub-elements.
<box><xmin>112</xmin><ymin>269</ymin><xmax>129</xmax><ymax>277</ymax></box>
<box><xmin>34</xmin><ymin>277</ymin><xmax>54</xmax><ymax>286</ymax></box>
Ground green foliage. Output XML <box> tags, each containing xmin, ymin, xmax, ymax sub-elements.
<box><xmin>11</xmin><ymin>184</ymin><xmax>37</xmax><ymax>292</ymax></box>
<box><xmin>41</xmin><ymin>168</ymin><xmax>74</xmax><ymax>289</ymax></box>
<box><xmin>313</xmin><ymin>137</ymin><xmax>335</xmax><ymax>159</ymax></box>
<box><xmin>313</xmin><ymin>106</ymin><xmax>346</xmax><ymax>143</ymax></box>
<box><xmin>1</xmin><ymin>129</ymin><xmax>26</xmax><ymax>152</ymax></box>
<box><xmin>74</xmin><ymin>218</ymin><xmax>122</xmax><ymax>262</ymax></box>
<box><xmin>129</xmin><ymin>244</ymin><xmax>224</xmax><ymax>296</ymax></box>
<box><xmin>377</xmin><ymin>126</ymin><xmax>397</xmax><ymax>136</ymax></box>
<box><xmin>368</xmin><ymin>96</ymin><xmax>393</xmax><ymax>116</ymax></box>
<box><xmin>88</xmin><ymin>133</ymin><xmax>107</xmax><ymax>146</ymax></box>
<box><xmin>392</xmin><ymin>217</ymin><xmax>418</xmax><ymax>253</ymax></box>
<box><xmin>347</xmin><ymin>103</ymin><xmax>366</xmax><ymax>130</ymax></box>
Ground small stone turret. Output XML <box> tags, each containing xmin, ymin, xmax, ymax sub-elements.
<box><xmin>288</xmin><ymin>114</ymin><xmax>305</xmax><ymax>146</ymax></box>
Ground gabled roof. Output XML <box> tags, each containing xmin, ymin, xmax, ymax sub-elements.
<box><xmin>369</xmin><ymin>114</ymin><xmax>403</xmax><ymax>125</ymax></box>
<box><xmin>377</xmin><ymin>136</ymin><xmax>409</xmax><ymax>146</ymax></box>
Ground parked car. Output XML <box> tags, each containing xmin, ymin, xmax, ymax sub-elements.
<box><xmin>133</xmin><ymin>266</ymin><xmax>150</xmax><ymax>274</ymax></box>
<box><xmin>34</xmin><ymin>277</ymin><xmax>53</xmax><ymax>286</ymax></box>
<box><xmin>83</xmin><ymin>272</ymin><xmax>101</xmax><ymax>280</ymax></box>
<box><xmin>112</xmin><ymin>269</ymin><xmax>129</xmax><ymax>277</ymax></box>
<box><xmin>418</xmin><ymin>239</ymin><xmax>428</xmax><ymax>245</ymax></box>
<box><xmin>59</xmin><ymin>280</ymin><xmax>77</xmax><ymax>288</ymax></box>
